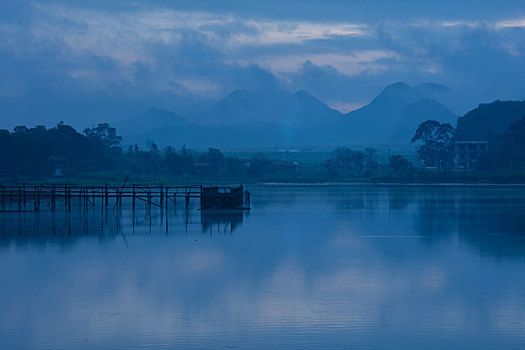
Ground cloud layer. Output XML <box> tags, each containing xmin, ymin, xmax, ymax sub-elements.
<box><xmin>0</xmin><ymin>1</ymin><xmax>524</xmax><ymax>127</ymax></box>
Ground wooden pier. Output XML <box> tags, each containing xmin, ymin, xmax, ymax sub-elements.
<box><xmin>0</xmin><ymin>184</ymin><xmax>251</xmax><ymax>213</ymax></box>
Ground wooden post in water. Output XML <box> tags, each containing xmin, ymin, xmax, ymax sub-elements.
<box><xmin>51</xmin><ymin>210</ymin><xmax>56</xmax><ymax>236</ymax></box>
<box><xmin>245</xmin><ymin>191</ymin><xmax>251</xmax><ymax>209</ymax></box>
<box><xmin>132</xmin><ymin>184</ymin><xmax>136</xmax><ymax>213</ymax></box>
<box><xmin>159</xmin><ymin>185</ymin><xmax>163</xmax><ymax>208</ymax></box>
<box><xmin>68</xmin><ymin>187</ymin><xmax>71</xmax><ymax>212</ymax></box>
<box><xmin>37</xmin><ymin>186</ymin><xmax>40</xmax><ymax>211</ymax></box>
<box><xmin>51</xmin><ymin>185</ymin><xmax>56</xmax><ymax>212</ymax></box>
<box><xmin>18</xmin><ymin>187</ymin><xmax>22</xmax><ymax>211</ymax></box>
<box><xmin>165</xmin><ymin>191</ymin><xmax>169</xmax><ymax>234</ymax></box>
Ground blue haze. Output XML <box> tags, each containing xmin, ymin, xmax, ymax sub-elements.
<box><xmin>0</xmin><ymin>0</ymin><xmax>525</xmax><ymax>131</ymax></box>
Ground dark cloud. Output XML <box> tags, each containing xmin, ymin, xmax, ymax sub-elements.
<box><xmin>0</xmin><ymin>0</ymin><xmax>524</xmax><ymax>128</ymax></box>
<box><xmin>37</xmin><ymin>0</ymin><xmax>525</xmax><ymax>21</ymax></box>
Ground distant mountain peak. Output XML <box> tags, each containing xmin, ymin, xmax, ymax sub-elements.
<box><xmin>117</xmin><ymin>82</ymin><xmax>459</xmax><ymax>148</ymax></box>
<box><xmin>384</xmin><ymin>82</ymin><xmax>412</xmax><ymax>91</ymax></box>
<box><xmin>115</xmin><ymin>108</ymin><xmax>187</xmax><ymax>139</ymax></box>
<box><xmin>343</xmin><ymin>81</ymin><xmax>457</xmax><ymax>144</ymax></box>
<box><xmin>141</xmin><ymin>108</ymin><xmax>185</xmax><ymax>119</ymax></box>
<box><xmin>414</xmin><ymin>82</ymin><xmax>451</xmax><ymax>91</ymax></box>
<box><xmin>293</xmin><ymin>90</ymin><xmax>312</xmax><ymax>97</ymax></box>
<box><xmin>379</xmin><ymin>82</ymin><xmax>451</xmax><ymax>98</ymax></box>
<box><xmin>200</xmin><ymin>89</ymin><xmax>342</xmax><ymax>127</ymax></box>
<box><xmin>365</xmin><ymin>82</ymin><xmax>414</xmax><ymax>109</ymax></box>
<box><xmin>390</xmin><ymin>97</ymin><xmax>457</xmax><ymax>143</ymax></box>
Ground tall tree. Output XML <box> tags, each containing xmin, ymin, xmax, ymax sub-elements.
<box><xmin>84</xmin><ymin>123</ymin><xmax>122</xmax><ymax>148</ymax></box>
<box><xmin>411</xmin><ymin>120</ymin><xmax>455</xmax><ymax>169</ymax></box>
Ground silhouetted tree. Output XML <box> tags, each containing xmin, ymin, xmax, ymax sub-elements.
<box><xmin>0</xmin><ymin>122</ymin><xmax>126</xmax><ymax>179</ymax></box>
<box><xmin>390</xmin><ymin>155</ymin><xmax>410</xmax><ymax>176</ymax></box>
<box><xmin>324</xmin><ymin>147</ymin><xmax>365</xmax><ymax>175</ymax></box>
<box><xmin>83</xmin><ymin>123</ymin><xmax>122</xmax><ymax>148</ymax></box>
<box><xmin>411</xmin><ymin>120</ymin><xmax>455</xmax><ymax>169</ymax></box>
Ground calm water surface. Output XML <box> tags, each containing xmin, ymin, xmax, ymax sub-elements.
<box><xmin>1</xmin><ymin>185</ymin><xmax>525</xmax><ymax>349</ymax></box>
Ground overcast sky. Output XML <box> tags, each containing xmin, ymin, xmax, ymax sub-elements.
<box><xmin>1</xmin><ymin>0</ymin><xmax>525</xmax><ymax>127</ymax></box>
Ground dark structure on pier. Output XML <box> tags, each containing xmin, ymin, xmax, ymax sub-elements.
<box><xmin>200</xmin><ymin>186</ymin><xmax>247</xmax><ymax>210</ymax></box>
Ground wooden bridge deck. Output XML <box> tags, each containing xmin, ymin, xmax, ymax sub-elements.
<box><xmin>0</xmin><ymin>183</ymin><xmax>250</xmax><ymax>212</ymax></box>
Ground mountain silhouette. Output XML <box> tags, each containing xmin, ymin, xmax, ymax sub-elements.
<box><xmin>115</xmin><ymin>108</ymin><xmax>187</xmax><ymax>144</ymax></box>
<box><xmin>119</xmin><ymin>83</ymin><xmax>459</xmax><ymax>148</ymax></box>
<box><xmin>199</xmin><ymin>89</ymin><xmax>342</xmax><ymax>127</ymax></box>
<box><xmin>391</xmin><ymin>98</ymin><xmax>458</xmax><ymax>143</ymax></box>
<box><xmin>342</xmin><ymin>82</ymin><xmax>456</xmax><ymax>144</ymax></box>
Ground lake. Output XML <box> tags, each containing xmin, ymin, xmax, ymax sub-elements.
<box><xmin>1</xmin><ymin>185</ymin><xmax>525</xmax><ymax>349</ymax></box>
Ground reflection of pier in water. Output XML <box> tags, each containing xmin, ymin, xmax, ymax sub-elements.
<box><xmin>0</xmin><ymin>184</ymin><xmax>249</xmax><ymax>240</ymax></box>
<box><xmin>201</xmin><ymin>210</ymin><xmax>245</xmax><ymax>235</ymax></box>
<box><xmin>0</xmin><ymin>205</ymin><xmax>246</xmax><ymax>241</ymax></box>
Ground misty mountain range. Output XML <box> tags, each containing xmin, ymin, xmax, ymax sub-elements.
<box><xmin>116</xmin><ymin>82</ymin><xmax>459</xmax><ymax>149</ymax></box>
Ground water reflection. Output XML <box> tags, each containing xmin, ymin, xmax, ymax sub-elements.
<box><xmin>201</xmin><ymin>210</ymin><xmax>244</xmax><ymax>234</ymax></box>
<box><xmin>0</xmin><ymin>201</ymin><xmax>248</xmax><ymax>247</ymax></box>
<box><xmin>1</xmin><ymin>186</ymin><xmax>525</xmax><ymax>349</ymax></box>
<box><xmin>324</xmin><ymin>185</ymin><xmax>525</xmax><ymax>258</ymax></box>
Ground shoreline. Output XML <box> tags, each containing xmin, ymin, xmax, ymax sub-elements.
<box><xmin>3</xmin><ymin>179</ymin><xmax>525</xmax><ymax>187</ymax></box>
<box><xmin>254</xmin><ymin>182</ymin><xmax>525</xmax><ymax>187</ymax></box>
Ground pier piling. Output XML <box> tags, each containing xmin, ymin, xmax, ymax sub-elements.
<box><xmin>0</xmin><ymin>184</ymin><xmax>250</xmax><ymax>212</ymax></box>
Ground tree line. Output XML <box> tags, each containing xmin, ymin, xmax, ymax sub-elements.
<box><xmin>0</xmin><ymin>123</ymin><xmax>121</xmax><ymax>179</ymax></box>
<box><xmin>1</xmin><ymin>115</ymin><xmax>525</xmax><ymax>181</ymax></box>
<box><xmin>323</xmin><ymin>114</ymin><xmax>525</xmax><ymax>180</ymax></box>
<box><xmin>0</xmin><ymin>122</ymin><xmax>297</xmax><ymax>180</ymax></box>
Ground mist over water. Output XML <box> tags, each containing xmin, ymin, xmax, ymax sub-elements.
<box><xmin>1</xmin><ymin>185</ymin><xmax>525</xmax><ymax>349</ymax></box>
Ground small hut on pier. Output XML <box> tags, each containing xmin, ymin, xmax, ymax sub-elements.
<box><xmin>200</xmin><ymin>186</ymin><xmax>247</xmax><ymax>210</ymax></box>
